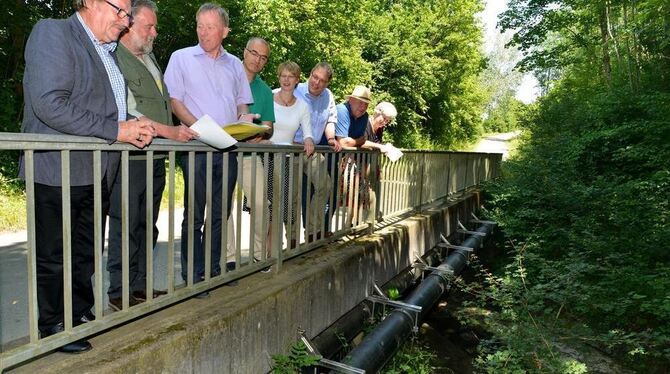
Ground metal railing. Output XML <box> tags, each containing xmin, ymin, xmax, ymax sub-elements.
<box><xmin>0</xmin><ymin>132</ymin><xmax>501</xmax><ymax>370</ymax></box>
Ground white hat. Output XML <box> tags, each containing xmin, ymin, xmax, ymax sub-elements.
<box><xmin>347</xmin><ymin>85</ymin><xmax>372</xmax><ymax>103</ymax></box>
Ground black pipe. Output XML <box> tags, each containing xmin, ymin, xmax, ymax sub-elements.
<box><xmin>312</xmin><ymin>251</ymin><xmax>442</xmax><ymax>359</ymax></box>
<box><xmin>339</xmin><ymin>223</ymin><xmax>494</xmax><ymax>373</ymax></box>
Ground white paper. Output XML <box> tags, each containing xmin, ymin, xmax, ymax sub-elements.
<box><xmin>190</xmin><ymin>114</ymin><xmax>237</xmax><ymax>149</ymax></box>
<box><xmin>384</xmin><ymin>143</ymin><xmax>403</xmax><ymax>162</ymax></box>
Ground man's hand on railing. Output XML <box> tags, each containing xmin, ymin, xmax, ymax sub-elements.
<box><xmin>327</xmin><ymin>137</ymin><xmax>342</xmax><ymax>152</ymax></box>
<box><xmin>160</xmin><ymin>124</ymin><xmax>199</xmax><ymax>143</ymax></box>
<box><xmin>118</xmin><ymin>117</ymin><xmax>156</xmax><ymax>148</ymax></box>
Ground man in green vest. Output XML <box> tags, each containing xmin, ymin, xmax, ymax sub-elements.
<box><xmin>107</xmin><ymin>0</ymin><xmax>198</xmax><ymax>311</ymax></box>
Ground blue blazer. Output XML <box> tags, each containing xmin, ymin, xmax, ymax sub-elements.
<box><xmin>20</xmin><ymin>14</ymin><xmax>121</xmax><ymax>188</ymax></box>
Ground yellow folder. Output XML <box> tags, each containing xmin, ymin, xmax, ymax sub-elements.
<box><xmin>222</xmin><ymin>121</ymin><xmax>271</xmax><ymax>141</ymax></box>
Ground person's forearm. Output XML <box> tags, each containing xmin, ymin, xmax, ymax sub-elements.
<box><xmin>324</xmin><ymin>122</ymin><xmax>336</xmax><ymax>141</ymax></box>
<box><xmin>237</xmin><ymin>104</ymin><xmax>249</xmax><ymax>117</ymax></box>
<box><xmin>362</xmin><ymin>140</ymin><xmax>384</xmax><ymax>150</ymax></box>
<box><xmin>170</xmin><ymin>99</ymin><xmax>197</xmax><ymax>126</ymax></box>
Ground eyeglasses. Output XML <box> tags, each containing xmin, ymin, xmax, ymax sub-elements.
<box><xmin>104</xmin><ymin>0</ymin><xmax>133</xmax><ymax>24</ymax></box>
<box><xmin>245</xmin><ymin>48</ymin><xmax>268</xmax><ymax>63</ymax></box>
<box><xmin>380</xmin><ymin>115</ymin><xmax>394</xmax><ymax>126</ymax></box>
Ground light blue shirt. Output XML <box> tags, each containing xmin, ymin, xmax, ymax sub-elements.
<box><xmin>293</xmin><ymin>82</ymin><xmax>337</xmax><ymax>145</ymax></box>
<box><xmin>76</xmin><ymin>13</ymin><xmax>126</xmax><ymax>122</ymax></box>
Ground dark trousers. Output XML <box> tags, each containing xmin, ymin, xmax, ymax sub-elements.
<box><xmin>107</xmin><ymin>158</ymin><xmax>166</xmax><ymax>298</ymax></box>
<box><xmin>34</xmin><ymin>181</ymin><xmax>109</xmax><ymax>332</ymax></box>
<box><xmin>180</xmin><ymin>153</ymin><xmax>237</xmax><ymax>282</ymax></box>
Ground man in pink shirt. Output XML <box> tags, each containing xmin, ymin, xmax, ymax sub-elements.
<box><xmin>164</xmin><ymin>3</ymin><xmax>254</xmax><ymax>288</ymax></box>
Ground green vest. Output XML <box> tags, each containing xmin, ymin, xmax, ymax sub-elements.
<box><xmin>117</xmin><ymin>43</ymin><xmax>173</xmax><ymax>125</ymax></box>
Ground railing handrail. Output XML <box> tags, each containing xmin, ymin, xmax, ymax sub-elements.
<box><xmin>0</xmin><ymin>131</ymin><xmax>502</xmax><ymax>371</ymax></box>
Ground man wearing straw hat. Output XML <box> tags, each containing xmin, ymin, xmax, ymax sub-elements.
<box><xmin>335</xmin><ymin>85</ymin><xmax>372</xmax><ymax>147</ymax></box>
<box><xmin>332</xmin><ymin>85</ymin><xmax>372</xmax><ymax>227</ymax></box>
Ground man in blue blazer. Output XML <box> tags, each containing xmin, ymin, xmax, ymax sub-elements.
<box><xmin>20</xmin><ymin>0</ymin><xmax>155</xmax><ymax>353</ymax></box>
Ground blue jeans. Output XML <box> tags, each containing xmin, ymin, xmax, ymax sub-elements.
<box><xmin>180</xmin><ymin>152</ymin><xmax>237</xmax><ymax>282</ymax></box>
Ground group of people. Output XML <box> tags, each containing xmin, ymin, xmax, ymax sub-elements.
<box><xmin>20</xmin><ymin>0</ymin><xmax>397</xmax><ymax>354</ymax></box>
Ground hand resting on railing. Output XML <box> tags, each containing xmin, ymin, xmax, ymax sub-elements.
<box><xmin>117</xmin><ymin>117</ymin><xmax>157</xmax><ymax>148</ymax></box>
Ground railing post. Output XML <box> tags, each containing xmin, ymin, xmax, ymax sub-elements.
<box><xmin>24</xmin><ymin>151</ymin><xmax>39</xmax><ymax>344</ymax></box>
<box><xmin>417</xmin><ymin>152</ymin><xmax>427</xmax><ymax>212</ymax></box>
<box><xmin>61</xmin><ymin>150</ymin><xmax>73</xmax><ymax>331</ymax></box>
<box><xmin>272</xmin><ymin>152</ymin><xmax>283</xmax><ymax>272</ymax></box>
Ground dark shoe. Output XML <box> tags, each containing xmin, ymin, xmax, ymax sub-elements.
<box><xmin>132</xmin><ymin>289</ymin><xmax>168</xmax><ymax>302</ymax></box>
<box><xmin>307</xmin><ymin>232</ymin><xmax>320</xmax><ymax>243</ymax></box>
<box><xmin>74</xmin><ymin>311</ymin><xmax>96</xmax><ymax>326</ymax></box>
<box><xmin>260</xmin><ymin>266</ymin><xmax>272</xmax><ymax>273</ymax></box>
<box><xmin>41</xmin><ymin>322</ymin><xmax>92</xmax><ymax>353</ymax></box>
<box><xmin>224</xmin><ymin>262</ymin><xmax>239</xmax><ymax>286</ymax></box>
<box><xmin>194</xmin><ymin>291</ymin><xmax>210</xmax><ymax>299</ymax></box>
<box><xmin>108</xmin><ymin>295</ymin><xmax>141</xmax><ymax>311</ymax></box>
<box><xmin>59</xmin><ymin>339</ymin><xmax>93</xmax><ymax>353</ymax></box>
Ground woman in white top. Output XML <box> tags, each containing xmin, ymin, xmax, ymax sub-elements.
<box><xmin>270</xmin><ymin>62</ymin><xmax>314</xmax><ymax>152</ymax></box>
<box><xmin>261</xmin><ymin>61</ymin><xmax>314</xmax><ymax>247</ymax></box>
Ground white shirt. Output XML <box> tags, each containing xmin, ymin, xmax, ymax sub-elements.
<box><xmin>270</xmin><ymin>98</ymin><xmax>313</xmax><ymax>144</ymax></box>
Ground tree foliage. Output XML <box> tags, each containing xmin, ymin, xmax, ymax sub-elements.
<box><xmin>0</xmin><ymin>0</ymin><xmax>488</xmax><ymax>151</ymax></box>
<box><xmin>483</xmin><ymin>0</ymin><xmax>670</xmax><ymax>371</ymax></box>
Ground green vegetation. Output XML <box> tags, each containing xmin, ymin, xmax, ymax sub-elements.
<box><xmin>1</xmin><ymin>0</ymin><xmax>489</xmax><ymax>149</ymax></box>
<box><xmin>381</xmin><ymin>340</ymin><xmax>437</xmax><ymax>374</ymax></box>
<box><xmin>0</xmin><ymin>173</ymin><xmax>26</xmax><ymax>232</ymax></box>
<box><xmin>478</xmin><ymin>0</ymin><xmax>670</xmax><ymax>372</ymax></box>
<box><xmin>270</xmin><ymin>341</ymin><xmax>320</xmax><ymax>373</ymax></box>
<box><xmin>1</xmin><ymin>0</ymin><xmax>496</xmax><ymax>229</ymax></box>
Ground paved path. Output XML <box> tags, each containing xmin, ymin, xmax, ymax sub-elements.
<box><xmin>472</xmin><ymin>130</ymin><xmax>522</xmax><ymax>160</ymax></box>
<box><xmin>0</xmin><ymin>207</ymin><xmax>259</xmax><ymax>349</ymax></box>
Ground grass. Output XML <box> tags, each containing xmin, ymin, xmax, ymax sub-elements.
<box><xmin>0</xmin><ymin>186</ymin><xmax>26</xmax><ymax>232</ymax></box>
<box><xmin>160</xmin><ymin>159</ymin><xmax>185</xmax><ymax>210</ymax></box>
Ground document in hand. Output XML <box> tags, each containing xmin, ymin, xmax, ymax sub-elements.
<box><xmin>223</xmin><ymin>122</ymin><xmax>271</xmax><ymax>141</ymax></box>
<box><xmin>384</xmin><ymin>143</ymin><xmax>403</xmax><ymax>162</ymax></box>
<box><xmin>190</xmin><ymin>114</ymin><xmax>237</xmax><ymax>149</ymax></box>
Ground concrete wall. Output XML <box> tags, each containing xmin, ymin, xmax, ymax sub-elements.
<box><xmin>9</xmin><ymin>192</ymin><xmax>481</xmax><ymax>374</ymax></box>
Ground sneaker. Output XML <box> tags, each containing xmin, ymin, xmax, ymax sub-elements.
<box><xmin>260</xmin><ymin>266</ymin><xmax>272</xmax><ymax>273</ymax></box>
<box><xmin>108</xmin><ymin>295</ymin><xmax>141</xmax><ymax>311</ymax></box>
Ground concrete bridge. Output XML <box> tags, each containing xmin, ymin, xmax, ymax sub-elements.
<box><xmin>0</xmin><ymin>133</ymin><xmax>501</xmax><ymax>372</ymax></box>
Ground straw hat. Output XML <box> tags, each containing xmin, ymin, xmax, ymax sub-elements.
<box><xmin>347</xmin><ymin>85</ymin><xmax>372</xmax><ymax>104</ymax></box>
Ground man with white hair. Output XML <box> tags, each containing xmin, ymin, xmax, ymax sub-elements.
<box><xmin>362</xmin><ymin>101</ymin><xmax>398</xmax><ymax>222</ymax></box>
<box><xmin>20</xmin><ymin>0</ymin><xmax>155</xmax><ymax>353</ymax></box>
<box><xmin>107</xmin><ymin>0</ymin><xmax>198</xmax><ymax>312</ymax></box>
<box><xmin>362</xmin><ymin>101</ymin><xmax>397</xmax><ymax>151</ymax></box>
<box><xmin>164</xmin><ymin>3</ymin><xmax>254</xmax><ymax>288</ymax></box>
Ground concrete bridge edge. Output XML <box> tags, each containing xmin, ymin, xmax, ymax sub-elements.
<box><xmin>9</xmin><ymin>191</ymin><xmax>482</xmax><ymax>374</ymax></box>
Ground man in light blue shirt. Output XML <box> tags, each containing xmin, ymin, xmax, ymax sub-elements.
<box><xmin>293</xmin><ymin>62</ymin><xmax>341</xmax><ymax>241</ymax></box>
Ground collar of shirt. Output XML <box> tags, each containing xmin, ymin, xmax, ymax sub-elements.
<box><xmin>76</xmin><ymin>12</ymin><xmax>118</xmax><ymax>52</ymax></box>
<box><xmin>298</xmin><ymin>82</ymin><xmax>327</xmax><ymax>100</ymax></box>
<box><xmin>192</xmin><ymin>44</ymin><xmax>228</xmax><ymax>62</ymax></box>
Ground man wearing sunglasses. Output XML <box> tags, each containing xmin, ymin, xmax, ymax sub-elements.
<box><xmin>20</xmin><ymin>0</ymin><xmax>156</xmax><ymax>353</ymax></box>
